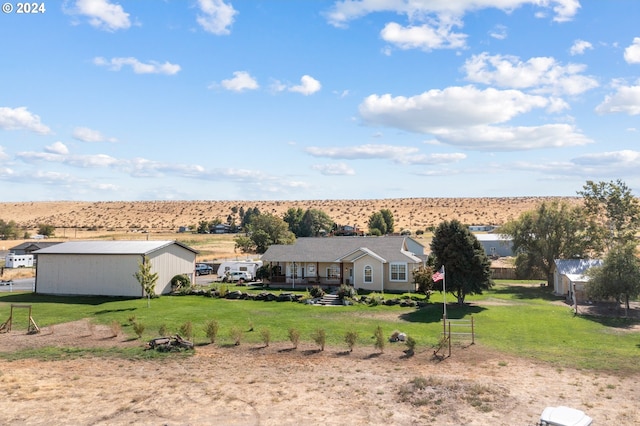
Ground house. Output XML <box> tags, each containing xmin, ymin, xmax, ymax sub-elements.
<box><xmin>475</xmin><ymin>234</ymin><xmax>514</xmax><ymax>258</ymax></box>
<box><xmin>9</xmin><ymin>241</ymin><xmax>62</xmax><ymax>255</ymax></box>
<box><xmin>213</xmin><ymin>223</ymin><xmax>232</xmax><ymax>234</ymax></box>
<box><xmin>33</xmin><ymin>240</ymin><xmax>198</xmax><ymax>297</ymax></box>
<box><xmin>333</xmin><ymin>225</ymin><xmax>364</xmax><ymax>236</ymax></box>
<box><xmin>468</xmin><ymin>225</ymin><xmax>497</xmax><ymax>232</ymax></box>
<box><xmin>261</xmin><ymin>236</ymin><xmax>425</xmax><ymax>293</ymax></box>
<box><xmin>553</xmin><ymin>259</ymin><xmax>603</xmax><ymax>303</ymax></box>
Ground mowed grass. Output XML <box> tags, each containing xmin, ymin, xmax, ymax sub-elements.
<box><xmin>1</xmin><ymin>281</ymin><xmax>638</xmax><ymax>372</ymax></box>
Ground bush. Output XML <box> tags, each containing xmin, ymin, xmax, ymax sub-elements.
<box><xmin>311</xmin><ymin>328</ymin><xmax>326</xmax><ymax>351</ymax></box>
<box><xmin>288</xmin><ymin>328</ymin><xmax>300</xmax><ymax>349</ymax></box>
<box><xmin>367</xmin><ymin>292</ymin><xmax>384</xmax><ymax>306</ymax></box>
<box><xmin>260</xmin><ymin>328</ymin><xmax>271</xmax><ymax>347</ymax></box>
<box><xmin>373</xmin><ymin>325</ymin><xmax>385</xmax><ymax>353</ymax></box>
<box><xmin>158</xmin><ymin>323</ymin><xmax>168</xmax><ymax>336</ymax></box>
<box><xmin>309</xmin><ymin>285</ymin><xmax>325</xmax><ymax>298</ymax></box>
<box><xmin>230</xmin><ymin>326</ymin><xmax>243</xmax><ymax>346</ymax></box>
<box><xmin>109</xmin><ymin>320</ymin><xmax>121</xmax><ymax>338</ymax></box>
<box><xmin>179</xmin><ymin>321</ymin><xmax>193</xmax><ymax>341</ymax></box>
<box><xmin>337</xmin><ymin>284</ymin><xmax>356</xmax><ymax>300</ymax></box>
<box><xmin>204</xmin><ymin>320</ymin><xmax>219</xmax><ymax>344</ymax></box>
<box><xmin>170</xmin><ymin>274</ymin><xmax>191</xmax><ymax>292</ymax></box>
<box><xmin>345</xmin><ymin>330</ymin><xmax>358</xmax><ymax>352</ymax></box>
<box><xmin>405</xmin><ymin>335</ymin><xmax>417</xmax><ymax>355</ymax></box>
<box><xmin>133</xmin><ymin>322</ymin><xmax>145</xmax><ymax>339</ymax></box>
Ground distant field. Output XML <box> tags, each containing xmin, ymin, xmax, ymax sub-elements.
<box><xmin>0</xmin><ymin>197</ymin><xmax>578</xmax><ymax>233</ymax></box>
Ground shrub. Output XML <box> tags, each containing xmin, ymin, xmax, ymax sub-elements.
<box><xmin>109</xmin><ymin>320</ymin><xmax>121</xmax><ymax>338</ymax></box>
<box><xmin>309</xmin><ymin>285</ymin><xmax>325</xmax><ymax>299</ymax></box>
<box><xmin>158</xmin><ymin>323</ymin><xmax>168</xmax><ymax>336</ymax></box>
<box><xmin>230</xmin><ymin>326</ymin><xmax>243</xmax><ymax>346</ymax></box>
<box><xmin>405</xmin><ymin>336</ymin><xmax>417</xmax><ymax>355</ymax></box>
<box><xmin>373</xmin><ymin>325</ymin><xmax>385</xmax><ymax>353</ymax></box>
<box><xmin>132</xmin><ymin>322</ymin><xmax>145</xmax><ymax>339</ymax></box>
<box><xmin>367</xmin><ymin>292</ymin><xmax>384</xmax><ymax>306</ymax></box>
<box><xmin>344</xmin><ymin>330</ymin><xmax>358</xmax><ymax>352</ymax></box>
<box><xmin>170</xmin><ymin>274</ymin><xmax>191</xmax><ymax>292</ymax></box>
<box><xmin>179</xmin><ymin>321</ymin><xmax>193</xmax><ymax>341</ymax></box>
<box><xmin>337</xmin><ymin>284</ymin><xmax>356</xmax><ymax>300</ymax></box>
<box><xmin>311</xmin><ymin>328</ymin><xmax>326</xmax><ymax>351</ymax></box>
<box><xmin>260</xmin><ymin>328</ymin><xmax>271</xmax><ymax>347</ymax></box>
<box><xmin>204</xmin><ymin>320</ymin><xmax>219</xmax><ymax>344</ymax></box>
<box><xmin>288</xmin><ymin>328</ymin><xmax>300</xmax><ymax>349</ymax></box>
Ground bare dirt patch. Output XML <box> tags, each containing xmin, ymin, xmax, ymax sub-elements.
<box><xmin>1</xmin><ymin>320</ymin><xmax>638</xmax><ymax>425</ymax></box>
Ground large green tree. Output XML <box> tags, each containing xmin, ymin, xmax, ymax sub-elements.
<box><xmin>586</xmin><ymin>242</ymin><xmax>640</xmax><ymax>316</ymax></box>
<box><xmin>299</xmin><ymin>209</ymin><xmax>334</xmax><ymax>237</ymax></box>
<box><xmin>430</xmin><ymin>220</ymin><xmax>493</xmax><ymax>305</ymax></box>
<box><xmin>236</xmin><ymin>213</ymin><xmax>295</xmax><ymax>254</ymax></box>
<box><xmin>578</xmin><ymin>179</ymin><xmax>640</xmax><ymax>249</ymax></box>
<box><xmin>368</xmin><ymin>212</ymin><xmax>387</xmax><ymax>235</ymax></box>
<box><xmin>0</xmin><ymin>219</ymin><xmax>19</xmax><ymax>240</ymax></box>
<box><xmin>500</xmin><ymin>200</ymin><xmax>595</xmax><ymax>285</ymax></box>
<box><xmin>283</xmin><ymin>207</ymin><xmax>305</xmax><ymax>237</ymax></box>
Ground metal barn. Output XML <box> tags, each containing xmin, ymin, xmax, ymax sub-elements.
<box><xmin>34</xmin><ymin>240</ymin><xmax>197</xmax><ymax>297</ymax></box>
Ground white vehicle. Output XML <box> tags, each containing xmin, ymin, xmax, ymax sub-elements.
<box><xmin>226</xmin><ymin>271</ymin><xmax>252</xmax><ymax>282</ymax></box>
<box><xmin>5</xmin><ymin>254</ymin><xmax>34</xmax><ymax>268</ymax></box>
<box><xmin>195</xmin><ymin>263</ymin><xmax>213</xmax><ymax>276</ymax></box>
<box><xmin>539</xmin><ymin>406</ymin><xmax>593</xmax><ymax>426</ymax></box>
<box><xmin>216</xmin><ymin>260</ymin><xmax>262</xmax><ymax>279</ymax></box>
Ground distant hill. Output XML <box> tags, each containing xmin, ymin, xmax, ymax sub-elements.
<box><xmin>0</xmin><ymin>197</ymin><xmax>580</xmax><ymax>233</ymax></box>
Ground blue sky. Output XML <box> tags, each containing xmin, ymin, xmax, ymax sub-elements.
<box><xmin>1</xmin><ymin>0</ymin><xmax>639</xmax><ymax>202</ymax></box>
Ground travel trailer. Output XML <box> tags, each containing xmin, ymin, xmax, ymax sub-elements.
<box><xmin>216</xmin><ymin>260</ymin><xmax>262</xmax><ymax>280</ymax></box>
<box><xmin>5</xmin><ymin>253</ymin><xmax>34</xmax><ymax>268</ymax></box>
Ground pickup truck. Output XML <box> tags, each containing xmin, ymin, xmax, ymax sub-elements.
<box><xmin>195</xmin><ymin>264</ymin><xmax>213</xmax><ymax>276</ymax></box>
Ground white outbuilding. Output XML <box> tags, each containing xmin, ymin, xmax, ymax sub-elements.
<box><xmin>33</xmin><ymin>240</ymin><xmax>198</xmax><ymax>297</ymax></box>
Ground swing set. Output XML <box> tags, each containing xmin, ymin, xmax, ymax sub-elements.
<box><xmin>0</xmin><ymin>304</ymin><xmax>40</xmax><ymax>334</ymax></box>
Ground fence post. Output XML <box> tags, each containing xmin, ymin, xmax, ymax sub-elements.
<box><xmin>471</xmin><ymin>315</ymin><xmax>475</xmax><ymax>345</ymax></box>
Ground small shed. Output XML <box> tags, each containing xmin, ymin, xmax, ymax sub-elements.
<box><xmin>33</xmin><ymin>240</ymin><xmax>198</xmax><ymax>297</ymax></box>
<box><xmin>553</xmin><ymin>259</ymin><xmax>602</xmax><ymax>302</ymax></box>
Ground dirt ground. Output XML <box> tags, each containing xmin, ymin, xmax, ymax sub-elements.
<box><xmin>0</xmin><ymin>320</ymin><xmax>638</xmax><ymax>426</ymax></box>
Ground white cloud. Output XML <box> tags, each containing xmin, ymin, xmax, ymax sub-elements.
<box><xmin>289</xmin><ymin>75</ymin><xmax>322</xmax><ymax>95</ymax></box>
<box><xmin>570</xmin><ymin>39</ymin><xmax>593</xmax><ymax>55</ymax></box>
<box><xmin>0</xmin><ymin>106</ymin><xmax>51</xmax><ymax>134</ymax></box>
<box><xmin>67</xmin><ymin>0</ymin><xmax>131</xmax><ymax>31</ymax></box>
<box><xmin>93</xmin><ymin>57</ymin><xmax>181</xmax><ymax>75</ymax></box>
<box><xmin>596</xmin><ymin>85</ymin><xmax>640</xmax><ymax>115</ymax></box>
<box><xmin>219</xmin><ymin>71</ymin><xmax>259</xmax><ymax>92</ymax></box>
<box><xmin>489</xmin><ymin>24</ymin><xmax>507</xmax><ymax>40</ymax></box>
<box><xmin>516</xmin><ymin>150</ymin><xmax>640</xmax><ymax>178</ymax></box>
<box><xmin>431</xmin><ymin>123</ymin><xmax>592</xmax><ymax>151</ymax></box>
<box><xmin>325</xmin><ymin>0</ymin><xmax>580</xmax><ymax>28</ymax></box>
<box><xmin>624</xmin><ymin>37</ymin><xmax>640</xmax><ymax>64</ymax></box>
<box><xmin>306</xmin><ymin>144</ymin><xmax>467</xmax><ymax>164</ymax></box>
<box><xmin>196</xmin><ymin>0</ymin><xmax>237</xmax><ymax>35</ymax></box>
<box><xmin>463</xmin><ymin>53</ymin><xmax>598</xmax><ymax>95</ymax></box>
<box><xmin>380</xmin><ymin>20</ymin><xmax>466</xmax><ymax>51</ymax></box>
<box><xmin>45</xmin><ymin>142</ymin><xmax>69</xmax><ymax>155</ymax></box>
<box><xmin>312</xmin><ymin>163</ymin><xmax>356</xmax><ymax>176</ymax></box>
<box><xmin>0</xmin><ymin>146</ymin><xmax>8</xmax><ymax>161</ymax></box>
<box><xmin>73</xmin><ymin>126</ymin><xmax>117</xmax><ymax>143</ymax></box>
<box><xmin>359</xmin><ymin>86</ymin><xmax>549</xmax><ymax>131</ymax></box>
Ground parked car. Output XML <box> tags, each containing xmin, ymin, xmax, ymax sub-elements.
<box><xmin>539</xmin><ymin>406</ymin><xmax>592</xmax><ymax>426</ymax></box>
<box><xmin>226</xmin><ymin>271</ymin><xmax>252</xmax><ymax>282</ymax></box>
<box><xmin>195</xmin><ymin>263</ymin><xmax>213</xmax><ymax>276</ymax></box>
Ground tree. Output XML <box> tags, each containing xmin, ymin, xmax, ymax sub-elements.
<box><xmin>37</xmin><ymin>224</ymin><xmax>55</xmax><ymax>237</ymax></box>
<box><xmin>380</xmin><ymin>209</ymin><xmax>395</xmax><ymax>234</ymax></box>
<box><xmin>235</xmin><ymin>213</ymin><xmax>295</xmax><ymax>254</ymax></box>
<box><xmin>133</xmin><ymin>255</ymin><xmax>159</xmax><ymax>308</ymax></box>
<box><xmin>586</xmin><ymin>242</ymin><xmax>640</xmax><ymax>316</ymax></box>
<box><xmin>578</xmin><ymin>179</ymin><xmax>640</xmax><ymax>249</ymax></box>
<box><xmin>412</xmin><ymin>265</ymin><xmax>434</xmax><ymax>298</ymax></box>
<box><xmin>500</xmin><ymin>200</ymin><xmax>595</xmax><ymax>285</ymax></box>
<box><xmin>368</xmin><ymin>212</ymin><xmax>387</xmax><ymax>235</ymax></box>
<box><xmin>283</xmin><ymin>207</ymin><xmax>305</xmax><ymax>236</ymax></box>
<box><xmin>299</xmin><ymin>209</ymin><xmax>334</xmax><ymax>237</ymax></box>
<box><xmin>430</xmin><ymin>220</ymin><xmax>493</xmax><ymax>305</ymax></box>
<box><xmin>0</xmin><ymin>219</ymin><xmax>19</xmax><ymax>240</ymax></box>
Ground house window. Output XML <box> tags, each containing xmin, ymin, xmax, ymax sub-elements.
<box><xmin>289</xmin><ymin>263</ymin><xmax>299</xmax><ymax>278</ymax></box>
<box><xmin>390</xmin><ymin>263</ymin><xmax>407</xmax><ymax>281</ymax></box>
<box><xmin>364</xmin><ymin>265</ymin><xmax>372</xmax><ymax>283</ymax></box>
<box><xmin>327</xmin><ymin>264</ymin><xmax>340</xmax><ymax>279</ymax></box>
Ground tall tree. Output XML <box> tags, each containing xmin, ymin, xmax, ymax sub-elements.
<box><xmin>586</xmin><ymin>242</ymin><xmax>640</xmax><ymax>316</ymax></box>
<box><xmin>368</xmin><ymin>211</ymin><xmax>387</xmax><ymax>235</ymax></box>
<box><xmin>380</xmin><ymin>209</ymin><xmax>395</xmax><ymax>234</ymax></box>
<box><xmin>500</xmin><ymin>200</ymin><xmax>595</xmax><ymax>285</ymax></box>
<box><xmin>133</xmin><ymin>255</ymin><xmax>159</xmax><ymax>308</ymax></box>
<box><xmin>283</xmin><ymin>207</ymin><xmax>305</xmax><ymax>236</ymax></box>
<box><xmin>299</xmin><ymin>209</ymin><xmax>334</xmax><ymax>237</ymax></box>
<box><xmin>578</xmin><ymin>179</ymin><xmax>640</xmax><ymax>249</ymax></box>
<box><xmin>0</xmin><ymin>219</ymin><xmax>19</xmax><ymax>240</ymax></box>
<box><xmin>238</xmin><ymin>213</ymin><xmax>295</xmax><ymax>253</ymax></box>
<box><xmin>430</xmin><ymin>220</ymin><xmax>493</xmax><ymax>305</ymax></box>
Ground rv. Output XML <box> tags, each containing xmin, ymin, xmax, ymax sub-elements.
<box><xmin>5</xmin><ymin>253</ymin><xmax>34</xmax><ymax>268</ymax></box>
<box><xmin>217</xmin><ymin>260</ymin><xmax>263</xmax><ymax>281</ymax></box>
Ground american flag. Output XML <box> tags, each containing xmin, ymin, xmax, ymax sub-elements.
<box><xmin>432</xmin><ymin>266</ymin><xmax>445</xmax><ymax>282</ymax></box>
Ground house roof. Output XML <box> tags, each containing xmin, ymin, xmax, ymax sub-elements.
<box><xmin>261</xmin><ymin>236</ymin><xmax>423</xmax><ymax>263</ymax></box>
<box><xmin>554</xmin><ymin>259</ymin><xmax>602</xmax><ymax>275</ymax></box>
<box><xmin>10</xmin><ymin>241</ymin><xmax>62</xmax><ymax>251</ymax></box>
<box><xmin>474</xmin><ymin>234</ymin><xmax>512</xmax><ymax>242</ymax></box>
<box><xmin>33</xmin><ymin>240</ymin><xmax>198</xmax><ymax>255</ymax></box>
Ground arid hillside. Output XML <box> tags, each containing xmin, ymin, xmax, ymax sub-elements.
<box><xmin>0</xmin><ymin>197</ymin><xmax>580</xmax><ymax>233</ymax></box>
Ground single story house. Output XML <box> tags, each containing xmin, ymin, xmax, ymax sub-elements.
<box><xmin>261</xmin><ymin>236</ymin><xmax>425</xmax><ymax>293</ymax></box>
<box><xmin>9</xmin><ymin>241</ymin><xmax>62</xmax><ymax>255</ymax></box>
<box><xmin>475</xmin><ymin>234</ymin><xmax>514</xmax><ymax>258</ymax></box>
<box><xmin>33</xmin><ymin>240</ymin><xmax>198</xmax><ymax>297</ymax></box>
<box><xmin>553</xmin><ymin>259</ymin><xmax>603</xmax><ymax>303</ymax></box>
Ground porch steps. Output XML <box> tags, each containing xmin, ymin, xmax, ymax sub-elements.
<box><xmin>318</xmin><ymin>294</ymin><xmax>342</xmax><ymax>306</ymax></box>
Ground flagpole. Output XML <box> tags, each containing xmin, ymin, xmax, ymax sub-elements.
<box><xmin>442</xmin><ymin>265</ymin><xmax>447</xmax><ymax>333</ymax></box>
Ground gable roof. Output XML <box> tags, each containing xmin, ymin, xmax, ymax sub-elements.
<box><xmin>554</xmin><ymin>259</ymin><xmax>602</xmax><ymax>275</ymax></box>
<box><xmin>262</xmin><ymin>236</ymin><xmax>423</xmax><ymax>263</ymax></box>
<box><xmin>10</xmin><ymin>241</ymin><xmax>62</xmax><ymax>251</ymax></box>
<box><xmin>33</xmin><ymin>240</ymin><xmax>198</xmax><ymax>255</ymax></box>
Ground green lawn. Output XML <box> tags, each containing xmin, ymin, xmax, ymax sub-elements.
<box><xmin>1</xmin><ymin>281</ymin><xmax>638</xmax><ymax>372</ymax></box>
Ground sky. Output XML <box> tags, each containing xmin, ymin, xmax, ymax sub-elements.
<box><xmin>1</xmin><ymin>0</ymin><xmax>640</xmax><ymax>202</ymax></box>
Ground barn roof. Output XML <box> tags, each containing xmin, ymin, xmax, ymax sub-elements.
<box><xmin>554</xmin><ymin>259</ymin><xmax>602</xmax><ymax>275</ymax></box>
<box><xmin>33</xmin><ymin>240</ymin><xmax>198</xmax><ymax>255</ymax></box>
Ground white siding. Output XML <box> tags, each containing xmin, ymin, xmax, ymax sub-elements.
<box><xmin>147</xmin><ymin>244</ymin><xmax>196</xmax><ymax>294</ymax></box>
